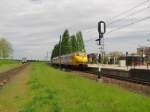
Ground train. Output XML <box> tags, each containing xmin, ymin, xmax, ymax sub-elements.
<box><xmin>51</xmin><ymin>52</ymin><xmax>88</xmax><ymax>69</ymax></box>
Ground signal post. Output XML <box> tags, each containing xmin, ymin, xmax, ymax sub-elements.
<box><xmin>96</xmin><ymin>21</ymin><xmax>106</xmax><ymax>80</ymax></box>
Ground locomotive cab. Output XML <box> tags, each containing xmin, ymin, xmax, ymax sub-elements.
<box><xmin>74</xmin><ymin>52</ymin><xmax>88</xmax><ymax>64</ymax></box>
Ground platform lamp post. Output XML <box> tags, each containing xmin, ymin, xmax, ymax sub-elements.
<box><xmin>96</xmin><ymin>21</ymin><xmax>106</xmax><ymax>79</ymax></box>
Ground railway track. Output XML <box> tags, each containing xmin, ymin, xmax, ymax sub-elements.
<box><xmin>102</xmin><ymin>73</ymin><xmax>150</xmax><ymax>86</ymax></box>
<box><xmin>0</xmin><ymin>64</ymin><xmax>29</xmax><ymax>87</ymax></box>
<box><xmin>50</xmin><ymin>64</ymin><xmax>150</xmax><ymax>95</ymax></box>
<box><xmin>65</xmin><ymin>67</ymin><xmax>150</xmax><ymax>86</ymax></box>
<box><xmin>49</xmin><ymin>64</ymin><xmax>150</xmax><ymax>95</ymax></box>
<box><xmin>69</xmin><ymin>68</ymin><xmax>150</xmax><ymax>95</ymax></box>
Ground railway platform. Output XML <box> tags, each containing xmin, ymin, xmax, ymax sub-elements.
<box><xmin>87</xmin><ymin>64</ymin><xmax>150</xmax><ymax>71</ymax></box>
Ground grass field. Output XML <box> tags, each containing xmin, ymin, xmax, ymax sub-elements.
<box><xmin>0</xmin><ymin>60</ymin><xmax>21</xmax><ymax>73</ymax></box>
<box><xmin>0</xmin><ymin>62</ymin><xmax>150</xmax><ymax>112</ymax></box>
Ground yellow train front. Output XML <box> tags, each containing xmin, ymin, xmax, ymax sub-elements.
<box><xmin>52</xmin><ymin>52</ymin><xmax>88</xmax><ymax>70</ymax></box>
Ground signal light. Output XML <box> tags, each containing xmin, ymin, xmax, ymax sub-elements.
<box><xmin>98</xmin><ymin>21</ymin><xmax>106</xmax><ymax>35</ymax></box>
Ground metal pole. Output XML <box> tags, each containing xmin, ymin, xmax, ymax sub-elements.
<box><xmin>98</xmin><ymin>34</ymin><xmax>103</xmax><ymax>79</ymax></box>
<box><xmin>98</xmin><ymin>40</ymin><xmax>101</xmax><ymax>78</ymax></box>
<box><xmin>97</xmin><ymin>21</ymin><xmax>106</xmax><ymax>79</ymax></box>
<box><xmin>102</xmin><ymin>36</ymin><xmax>105</xmax><ymax>66</ymax></box>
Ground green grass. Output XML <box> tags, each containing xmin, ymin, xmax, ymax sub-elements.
<box><xmin>0</xmin><ymin>59</ymin><xmax>20</xmax><ymax>65</ymax></box>
<box><xmin>0</xmin><ymin>59</ymin><xmax>21</xmax><ymax>73</ymax></box>
<box><xmin>0</xmin><ymin>62</ymin><xmax>150</xmax><ymax>112</ymax></box>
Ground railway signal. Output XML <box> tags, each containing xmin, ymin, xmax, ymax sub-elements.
<box><xmin>97</xmin><ymin>21</ymin><xmax>106</xmax><ymax>79</ymax></box>
<box><xmin>98</xmin><ymin>21</ymin><xmax>106</xmax><ymax>35</ymax></box>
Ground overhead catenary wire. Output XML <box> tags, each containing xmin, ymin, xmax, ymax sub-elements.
<box><xmin>51</xmin><ymin>0</ymin><xmax>150</xmax><ymax>54</ymax></box>
<box><xmin>84</xmin><ymin>15</ymin><xmax>150</xmax><ymax>42</ymax></box>
<box><xmin>108</xmin><ymin>0</ymin><xmax>150</xmax><ymax>24</ymax></box>
<box><xmin>108</xmin><ymin>5</ymin><xmax>150</xmax><ymax>26</ymax></box>
<box><xmin>85</xmin><ymin>0</ymin><xmax>150</xmax><ymax>40</ymax></box>
<box><xmin>82</xmin><ymin>0</ymin><xmax>150</xmax><ymax>36</ymax></box>
<box><xmin>20</xmin><ymin>1</ymin><xmax>150</xmax><ymax>45</ymax></box>
<box><xmin>107</xmin><ymin>15</ymin><xmax>150</xmax><ymax>34</ymax></box>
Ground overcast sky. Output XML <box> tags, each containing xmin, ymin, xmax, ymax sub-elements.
<box><xmin>0</xmin><ymin>0</ymin><xmax>150</xmax><ymax>60</ymax></box>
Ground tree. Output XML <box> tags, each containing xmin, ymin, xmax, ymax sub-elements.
<box><xmin>61</xmin><ymin>30</ymin><xmax>71</xmax><ymax>55</ymax></box>
<box><xmin>0</xmin><ymin>38</ymin><xmax>13</xmax><ymax>59</ymax></box>
<box><xmin>51</xmin><ymin>43</ymin><xmax>60</xmax><ymax>59</ymax></box>
<box><xmin>70</xmin><ymin>35</ymin><xmax>78</xmax><ymax>52</ymax></box>
<box><xmin>76</xmin><ymin>32</ymin><xmax>85</xmax><ymax>52</ymax></box>
<box><xmin>51</xmin><ymin>30</ymin><xmax>86</xmax><ymax>59</ymax></box>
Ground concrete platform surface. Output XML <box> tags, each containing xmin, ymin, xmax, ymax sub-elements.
<box><xmin>87</xmin><ymin>64</ymin><xmax>150</xmax><ymax>71</ymax></box>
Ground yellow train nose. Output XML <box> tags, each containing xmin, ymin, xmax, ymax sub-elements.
<box><xmin>74</xmin><ymin>56</ymin><xmax>88</xmax><ymax>63</ymax></box>
<box><xmin>82</xmin><ymin>57</ymin><xmax>88</xmax><ymax>63</ymax></box>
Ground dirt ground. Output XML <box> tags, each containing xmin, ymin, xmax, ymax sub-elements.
<box><xmin>0</xmin><ymin>64</ymin><xmax>29</xmax><ymax>87</ymax></box>
<box><xmin>0</xmin><ymin>63</ymin><xmax>31</xmax><ymax>112</ymax></box>
<box><xmin>72</xmin><ymin>71</ymin><xmax>97</xmax><ymax>80</ymax></box>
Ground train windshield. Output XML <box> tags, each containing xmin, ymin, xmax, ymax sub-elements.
<box><xmin>77</xmin><ymin>52</ymin><xmax>86</xmax><ymax>56</ymax></box>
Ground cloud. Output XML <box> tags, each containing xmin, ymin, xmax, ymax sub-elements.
<box><xmin>0</xmin><ymin>0</ymin><xmax>149</xmax><ymax>60</ymax></box>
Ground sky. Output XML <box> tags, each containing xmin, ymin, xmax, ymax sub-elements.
<box><xmin>0</xmin><ymin>0</ymin><xmax>150</xmax><ymax>60</ymax></box>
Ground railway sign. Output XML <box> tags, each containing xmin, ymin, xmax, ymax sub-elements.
<box><xmin>98</xmin><ymin>21</ymin><xmax>106</xmax><ymax>35</ymax></box>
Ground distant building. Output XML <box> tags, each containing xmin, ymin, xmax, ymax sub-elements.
<box><xmin>119</xmin><ymin>55</ymin><xmax>144</xmax><ymax>67</ymax></box>
<box><xmin>137</xmin><ymin>47</ymin><xmax>150</xmax><ymax>64</ymax></box>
